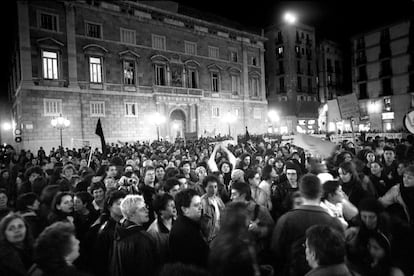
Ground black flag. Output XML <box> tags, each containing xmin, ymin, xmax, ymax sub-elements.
<box><xmin>245</xmin><ymin>126</ymin><xmax>251</xmax><ymax>145</ymax></box>
<box><xmin>95</xmin><ymin>118</ymin><xmax>107</xmax><ymax>157</ymax></box>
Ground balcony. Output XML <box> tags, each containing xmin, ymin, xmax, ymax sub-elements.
<box><xmin>153</xmin><ymin>85</ymin><xmax>203</xmax><ymax>96</ymax></box>
<box><xmin>33</xmin><ymin>78</ymin><xmax>68</xmax><ymax>87</ymax></box>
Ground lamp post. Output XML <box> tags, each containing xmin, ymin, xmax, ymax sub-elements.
<box><xmin>222</xmin><ymin>112</ymin><xmax>237</xmax><ymax>137</ymax></box>
<box><xmin>152</xmin><ymin>112</ymin><xmax>166</xmax><ymax>141</ymax></box>
<box><xmin>51</xmin><ymin>114</ymin><xmax>70</xmax><ymax>148</ymax></box>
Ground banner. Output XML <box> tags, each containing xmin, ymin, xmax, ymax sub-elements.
<box><xmin>293</xmin><ymin>133</ymin><xmax>336</xmax><ymax>157</ymax></box>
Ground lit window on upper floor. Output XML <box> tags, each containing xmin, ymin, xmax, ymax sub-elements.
<box><xmin>42</xmin><ymin>50</ymin><xmax>58</xmax><ymax>80</ymax></box>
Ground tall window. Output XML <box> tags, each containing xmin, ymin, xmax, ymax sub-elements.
<box><xmin>308</xmin><ymin>78</ymin><xmax>312</xmax><ymax>93</ymax></box>
<box><xmin>231</xmin><ymin>75</ymin><xmax>240</xmax><ymax>94</ymax></box>
<box><xmin>230</xmin><ymin>51</ymin><xmax>238</xmax><ymax>62</ymax></box>
<box><xmin>89</xmin><ymin>57</ymin><xmax>102</xmax><ymax>83</ymax></box>
<box><xmin>297</xmin><ymin>60</ymin><xmax>302</xmax><ymax>74</ymax></box>
<box><xmin>359</xmin><ymin>83</ymin><xmax>367</xmax><ymax>99</ymax></box>
<box><xmin>125</xmin><ymin>103</ymin><xmax>137</xmax><ymax>117</ymax></box>
<box><xmin>90</xmin><ymin>101</ymin><xmax>105</xmax><ymax>117</ymax></box>
<box><xmin>187</xmin><ymin>68</ymin><xmax>198</xmax><ymax>88</ymax></box>
<box><xmin>277</xmin><ymin>47</ymin><xmax>284</xmax><ymax>57</ymax></box>
<box><xmin>212</xmin><ymin>107</ymin><xmax>220</xmax><ymax>117</ymax></box>
<box><xmin>123</xmin><ymin>60</ymin><xmax>135</xmax><ymax>85</ymax></box>
<box><xmin>279</xmin><ymin>77</ymin><xmax>285</xmax><ymax>92</ymax></box>
<box><xmin>120</xmin><ymin>28</ymin><xmax>136</xmax><ymax>44</ymax></box>
<box><xmin>184</xmin><ymin>41</ymin><xmax>197</xmax><ymax>55</ymax></box>
<box><xmin>250</xmin><ymin>77</ymin><xmax>260</xmax><ymax>97</ymax></box>
<box><xmin>211</xmin><ymin>72</ymin><xmax>219</xmax><ymax>92</ymax></box>
<box><xmin>39</xmin><ymin>12</ymin><xmax>58</xmax><ymax>31</ymax></box>
<box><xmin>208</xmin><ymin>46</ymin><xmax>219</xmax><ymax>59</ymax></box>
<box><xmin>297</xmin><ymin>76</ymin><xmax>302</xmax><ymax>91</ymax></box>
<box><xmin>42</xmin><ymin>50</ymin><xmax>58</xmax><ymax>79</ymax></box>
<box><xmin>152</xmin><ymin>35</ymin><xmax>166</xmax><ymax>50</ymax></box>
<box><xmin>86</xmin><ymin>22</ymin><xmax>102</xmax><ymax>38</ymax></box>
<box><xmin>155</xmin><ymin>64</ymin><xmax>166</xmax><ymax>85</ymax></box>
<box><xmin>44</xmin><ymin>99</ymin><xmax>62</xmax><ymax>116</ymax></box>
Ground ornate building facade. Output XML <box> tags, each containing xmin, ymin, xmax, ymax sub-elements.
<box><xmin>9</xmin><ymin>0</ymin><xmax>267</xmax><ymax>151</ymax></box>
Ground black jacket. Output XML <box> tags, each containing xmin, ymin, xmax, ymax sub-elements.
<box><xmin>0</xmin><ymin>241</ymin><xmax>32</xmax><ymax>276</ymax></box>
<box><xmin>110</xmin><ymin>220</ymin><xmax>158</xmax><ymax>276</ymax></box>
<box><xmin>169</xmin><ymin>215</ymin><xmax>209</xmax><ymax>268</ymax></box>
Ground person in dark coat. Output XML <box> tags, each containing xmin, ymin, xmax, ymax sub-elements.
<box><xmin>338</xmin><ymin>161</ymin><xmax>368</xmax><ymax>207</ymax></box>
<box><xmin>0</xmin><ymin>213</ymin><xmax>34</xmax><ymax>276</ymax></box>
<box><xmin>169</xmin><ymin>188</ymin><xmax>209</xmax><ymax>268</ymax></box>
<box><xmin>16</xmin><ymin>192</ymin><xmax>44</xmax><ymax>239</ymax></box>
<box><xmin>110</xmin><ymin>194</ymin><xmax>158</xmax><ymax>276</ymax></box>
<box><xmin>305</xmin><ymin>225</ymin><xmax>352</xmax><ymax>276</ymax></box>
<box><xmin>92</xmin><ymin>190</ymin><xmax>126</xmax><ymax>276</ymax></box>
<box><xmin>271</xmin><ymin>174</ymin><xmax>343</xmax><ymax>276</ymax></box>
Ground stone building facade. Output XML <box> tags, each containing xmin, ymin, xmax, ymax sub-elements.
<box><xmin>265</xmin><ymin>21</ymin><xmax>319</xmax><ymax>134</ymax></box>
<box><xmin>351</xmin><ymin>18</ymin><xmax>414</xmax><ymax>131</ymax></box>
<box><xmin>9</xmin><ymin>0</ymin><xmax>267</xmax><ymax>151</ymax></box>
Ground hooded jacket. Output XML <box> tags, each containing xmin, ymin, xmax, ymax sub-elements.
<box><xmin>110</xmin><ymin>220</ymin><xmax>158</xmax><ymax>276</ymax></box>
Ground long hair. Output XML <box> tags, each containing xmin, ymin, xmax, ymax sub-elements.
<box><xmin>209</xmin><ymin>202</ymin><xmax>258</xmax><ymax>276</ymax></box>
<box><xmin>0</xmin><ymin>213</ymin><xmax>33</xmax><ymax>249</ymax></box>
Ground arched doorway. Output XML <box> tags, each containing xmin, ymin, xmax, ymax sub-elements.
<box><xmin>170</xmin><ymin>109</ymin><xmax>186</xmax><ymax>141</ymax></box>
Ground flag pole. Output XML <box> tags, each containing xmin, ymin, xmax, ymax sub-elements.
<box><xmin>87</xmin><ymin>146</ymin><xmax>93</xmax><ymax>167</ymax></box>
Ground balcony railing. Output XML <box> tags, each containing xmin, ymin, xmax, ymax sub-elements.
<box><xmin>153</xmin><ymin>85</ymin><xmax>203</xmax><ymax>96</ymax></box>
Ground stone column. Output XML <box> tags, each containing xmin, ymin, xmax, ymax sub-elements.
<box><xmin>65</xmin><ymin>2</ymin><xmax>79</xmax><ymax>89</ymax></box>
<box><xmin>17</xmin><ymin>1</ymin><xmax>32</xmax><ymax>85</ymax></box>
<box><xmin>259</xmin><ymin>48</ymin><xmax>266</xmax><ymax>100</ymax></box>
<box><xmin>241</xmin><ymin>40</ymin><xmax>249</xmax><ymax>127</ymax></box>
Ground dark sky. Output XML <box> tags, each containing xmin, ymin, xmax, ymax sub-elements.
<box><xmin>1</xmin><ymin>0</ymin><xmax>413</xmax><ymax>101</ymax></box>
<box><xmin>174</xmin><ymin>0</ymin><xmax>414</xmax><ymax>43</ymax></box>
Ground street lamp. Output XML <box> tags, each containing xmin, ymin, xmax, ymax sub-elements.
<box><xmin>222</xmin><ymin>112</ymin><xmax>237</xmax><ymax>137</ymax></box>
<box><xmin>152</xmin><ymin>112</ymin><xmax>166</xmax><ymax>141</ymax></box>
<box><xmin>2</xmin><ymin>122</ymin><xmax>12</xmax><ymax>131</ymax></box>
<box><xmin>51</xmin><ymin>114</ymin><xmax>70</xmax><ymax>148</ymax></box>
<box><xmin>284</xmin><ymin>12</ymin><xmax>297</xmax><ymax>24</ymax></box>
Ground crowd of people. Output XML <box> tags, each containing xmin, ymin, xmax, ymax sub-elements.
<box><xmin>1</xmin><ymin>132</ymin><xmax>414</xmax><ymax>276</ymax></box>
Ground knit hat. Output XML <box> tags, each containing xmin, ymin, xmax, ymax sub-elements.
<box><xmin>285</xmin><ymin>162</ymin><xmax>300</xmax><ymax>174</ymax></box>
<box><xmin>359</xmin><ymin>198</ymin><xmax>384</xmax><ymax>214</ymax></box>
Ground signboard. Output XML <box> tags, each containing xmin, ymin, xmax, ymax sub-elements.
<box><xmin>404</xmin><ymin>110</ymin><xmax>414</xmax><ymax>134</ymax></box>
<box><xmin>327</xmin><ymin>99</ymin><xmax>342</xmax><ymax>122</ymax></box>
<box><xmin>337</xmin><ymin>93</ymin><xmax>360</xmax><ymax>119</ymax></box>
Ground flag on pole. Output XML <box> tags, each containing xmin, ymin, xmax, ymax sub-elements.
<box><xmin>95</xmin><ymin>118</ymin><xmax>107</xmax><ymax>158</ymax></box>
<box><xmin>245</xmin><ymin>126</ymin><xmax>251</xmax><ymax>145</ymax></box>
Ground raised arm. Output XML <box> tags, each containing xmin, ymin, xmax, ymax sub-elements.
<box><xmin>220</xmin><ymin>144</ymin><xmax>237</xmax><ymax>171</ymax></box>
<box><xmin>207</xmin><ymin>143</ymin><xmax>220</xmax><ymax>172</ymax></box>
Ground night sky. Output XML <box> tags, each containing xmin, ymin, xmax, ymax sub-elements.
<box><xmin>1</xmin><ymin>0</ymin><xmax>413</xmax><ymax>101</ymax></box>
